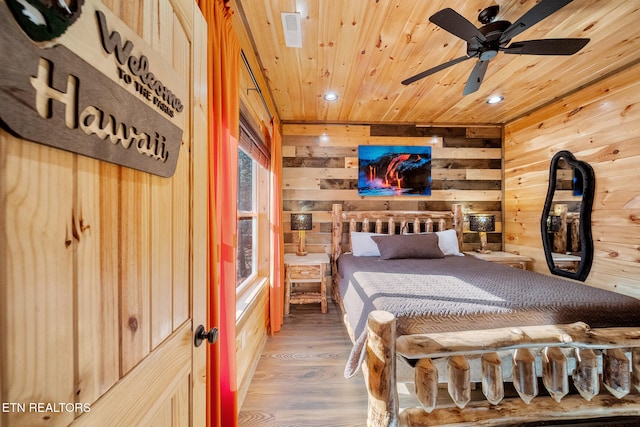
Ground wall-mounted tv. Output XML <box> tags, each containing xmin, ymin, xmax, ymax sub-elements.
<box><xmin>358</xmin><ymin>145</ymin><xmax>432</xmax><ymax>196</ymax></box>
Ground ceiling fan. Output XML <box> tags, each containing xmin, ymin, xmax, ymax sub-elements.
<box><xmin>401</xmin><ymin>0</ymin><xmax>590</xmax><ymax>95</ymax></box>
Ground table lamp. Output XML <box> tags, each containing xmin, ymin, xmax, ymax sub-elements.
<box><xmin>291</xmin><ymin>213</ymin><xmax>312</xmax><ymax>256</ymax></box>
<box><xmin>547</xmin><ymin>215</ymin><xmax>563</xmax><ymax>233</ymax></box>
<box><xmin>469</xmin><ymin>214</ymin><xmax>495</xmax><ymax>254</ymax></box>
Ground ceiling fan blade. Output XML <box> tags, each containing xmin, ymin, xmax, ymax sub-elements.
<box><xmin>401</xmin><ymin>56</ymin><xmax>471</xmax><ymax>85</ymax></box>
<box><xmin>503</xmin><ymin>38</ymin><xmax>590</xmax><ymax>55</ymax></box>
<box><xmin>429</xmin><ymin>8</ymin><xmax>486</xmax><ymax>43</ymax></box>
<box><xmin>463</xmin><ymin>60</ymin><xmax>489</xmax><ymax>96</ymax></box>
<box><xmin>500</xmin><ymin>0</ymin><xmax>573</xmax><ymax>42</ymax></box>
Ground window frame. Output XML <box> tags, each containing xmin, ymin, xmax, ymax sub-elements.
<box><xmin>236</xmin><ymin>148</ymin><xmax>258</xmax><ymax>294</ymax></box>
<box><xmin>235</xmin><ymin>112</ymin><xmax>271</xmax><ymax>319</ymax></box>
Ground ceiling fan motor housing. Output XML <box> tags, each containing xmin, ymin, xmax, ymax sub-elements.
<box><xmin>468</xmin><ymin>20</ymin><xmax>511</xmax><ymax>60</ymax></box>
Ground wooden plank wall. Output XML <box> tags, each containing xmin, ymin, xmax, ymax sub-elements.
<box><xmin>230</xmin><ymin>0</ymin><xmax>280</xmax><ymax>409</ymax></box>
<box><xmin>282</xmin><ymin>124</ymin><xmax>503</xmax><ymax>256</ymax></box>
<box><xmin>236</xmin><ymin>286</ymin><xmax>268</xmax><ymax>405</ymax></box>
<box><xmin>504</xmin><ymin>62</ymin><xmax>640</xmax><ymax>298</ymax></box>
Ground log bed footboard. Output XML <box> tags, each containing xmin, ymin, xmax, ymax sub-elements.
<box><xmin>365</xmin><ymin>310</ymin><xmax>640</xmax><ymax>427</ymax></box>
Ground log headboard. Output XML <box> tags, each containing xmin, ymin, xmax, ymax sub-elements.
<box><xmin>331</xmin><ymin>203</ymin><xmax>464</xmax><ymax>259</ymax></box>
<box><xmin>330</xmin><ymin>203</ymin><xmax>464</xmax><ymax>299</ymax></box>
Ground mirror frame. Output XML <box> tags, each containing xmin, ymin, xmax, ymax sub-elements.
<box><xmin>541</xmin><ymin>150</ymin><xmax>595</xmax><ymax>281</ymax></box>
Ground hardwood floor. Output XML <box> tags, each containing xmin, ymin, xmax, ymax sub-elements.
<box><xmin>239</xmin><ymin>302</ymin><xmax>369</xmax><ymax>427</ymax></box>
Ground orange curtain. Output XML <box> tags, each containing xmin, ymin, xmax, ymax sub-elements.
<box><xmin>269</xmin><ymin>117</ymin><xmax>284</xmax><ymax>334</ymax></box>
<box><xmin>197</xmin><ymin>1</ymin><xmax>240</xmax><ymax>426</ymax></box>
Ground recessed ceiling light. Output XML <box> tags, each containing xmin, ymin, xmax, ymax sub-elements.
<box><xmin>323</xmin><ymin>92</ymin><xmax>338</xmax><ymax>101</ymax></box>
<box><xmin>487</xmin><ymin>95</ymin><xmax>504</xmax><ymax>104</ymax></box>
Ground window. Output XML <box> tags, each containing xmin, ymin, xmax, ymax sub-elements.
<box><xmin>236</xmin><ymin>113</ymin><xmax>270</xmax><ymax>296</ymax></box>
<box><xmin>237</xmin><ymin>148</ymin><xmax>257</xmax><ymax>288</ymax></box>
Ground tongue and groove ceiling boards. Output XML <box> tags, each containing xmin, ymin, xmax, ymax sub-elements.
<box><xmin>233</xmin><ymin>0</ymin><xmax>640</xmax><ymax>124</ymax></box>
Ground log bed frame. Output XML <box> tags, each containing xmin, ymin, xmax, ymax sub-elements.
<box><xmin>330</xmin><ymin>203</ymin><xmax>640</xmax><ymax>426</ymax></box>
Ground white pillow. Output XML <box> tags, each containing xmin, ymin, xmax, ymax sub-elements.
<box><xmin>350</xmin><ymin>232</ymin><xmax>384</xmax><ymax>256</ymax></box>
<box><xmin>435</xmin><ymin>229</ymin><xmax>463</xmax><ymax>256</ymax></box>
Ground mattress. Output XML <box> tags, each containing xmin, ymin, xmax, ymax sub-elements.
<box><xmin>338</xmin><ymin>254</ymin><xmax>640</xmax><ymax>378</ymax></box>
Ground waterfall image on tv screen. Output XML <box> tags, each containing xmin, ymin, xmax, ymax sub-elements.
<box><xmin>358</xmin><ymin>145</ymin><xmax>432</xmax><ymax>196</ymax></box>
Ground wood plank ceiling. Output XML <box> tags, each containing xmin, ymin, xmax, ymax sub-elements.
<box><xmin>233</xmin><ymin>0</ymin><xmax>640</xmax><ymax>125</ymax></box>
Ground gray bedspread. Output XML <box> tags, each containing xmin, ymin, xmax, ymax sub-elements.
<box><xmin>338</xmin><ymin>254</ymin><xmax>640</xmax><ymax>378</ymax></box>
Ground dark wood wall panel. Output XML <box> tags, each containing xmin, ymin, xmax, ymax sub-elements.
<box><xmin>282</xmin><ymin>124</ymin><xmax>503</xmax><ymax>255</ymax></box>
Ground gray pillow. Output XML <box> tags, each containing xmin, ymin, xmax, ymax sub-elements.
<box><xmin>371</xmin><ymin>233</ymin><xmax>444</xmax><ymax>260</ymax></box>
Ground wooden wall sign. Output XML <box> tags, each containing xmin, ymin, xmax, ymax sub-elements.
<box><xmin>0</xmin><ymin>0</ymin><xmax>188</xmax><ymax>178</ymax></box>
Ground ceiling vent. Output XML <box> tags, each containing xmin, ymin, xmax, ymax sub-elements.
<box><xmin>281</xmin><ymin>13</ymin><xmax>302</xmax><ymax>48</ymax></box>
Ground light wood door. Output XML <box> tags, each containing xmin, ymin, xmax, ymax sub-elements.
<box><xmin>0</xmin><ymin>0</ymin><xmax>209</xmax><ymax>426</ymax></box>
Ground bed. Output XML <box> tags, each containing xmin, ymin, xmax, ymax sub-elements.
<box><xmin>330</xmin><ymin>203</ymin><xmax>640</xmax><ymax>426</ymax></box>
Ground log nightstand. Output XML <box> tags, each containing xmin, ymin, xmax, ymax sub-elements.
<box><xmin>284</xmin><ymin>253</ymin><xmax>330</xmax><ymax>314</ymax></box>
<box><xmin>463</xmin><ymin>251</ymin><xmax>533</xmax><ymax>270</ymax></box>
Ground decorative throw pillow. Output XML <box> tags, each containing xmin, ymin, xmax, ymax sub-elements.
<box><xmin>371</xmin><ymin>233</ymin><xmax>444</xmax><ymax>260</ymax></box>
<box><xmin>436</xmin><ymin>229</ymin><xmax>463</xmax><ymax>256</ymax></box>
<box><xmin>350</xmin><ymin>232</ymin><xmax>385</xmax><ymax>256</ymax></box>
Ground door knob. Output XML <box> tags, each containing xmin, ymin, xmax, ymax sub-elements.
<box><xmin>194</xmin><ymin>325</ymin><xmax>218</xmax><ymax>347</ymax></box>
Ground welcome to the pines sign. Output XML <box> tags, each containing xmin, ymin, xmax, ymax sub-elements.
<box><xmin>0</xmin><ymin>0</ymin><xmax>187</xmax><ymax>178</ymax></box>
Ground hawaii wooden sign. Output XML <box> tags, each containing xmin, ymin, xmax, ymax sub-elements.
<box><xmin>0</xmin><ymin>0</ymin><xmax>187</xmax><ymax>178</ymax></box>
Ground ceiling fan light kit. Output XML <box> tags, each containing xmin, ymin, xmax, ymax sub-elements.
<box><xmin>401</xmin><ymin>0</ymin><xmax>590</xmax><ymax>96</ymax></box>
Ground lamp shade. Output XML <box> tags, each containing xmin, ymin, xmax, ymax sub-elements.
<box><xmin>547</xmin><ymin>215</ymin><xmax>563</xmax><ymax>233</ymax></box>
<box><xmin>469</xmin><ymin>214</ymin><xmax>495</xmax><ymax>233</ymax></box>
<box><xmin>291</xmin><ymin>213</ymin><xmax>312</xmax><ymax>231</ymax></box>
